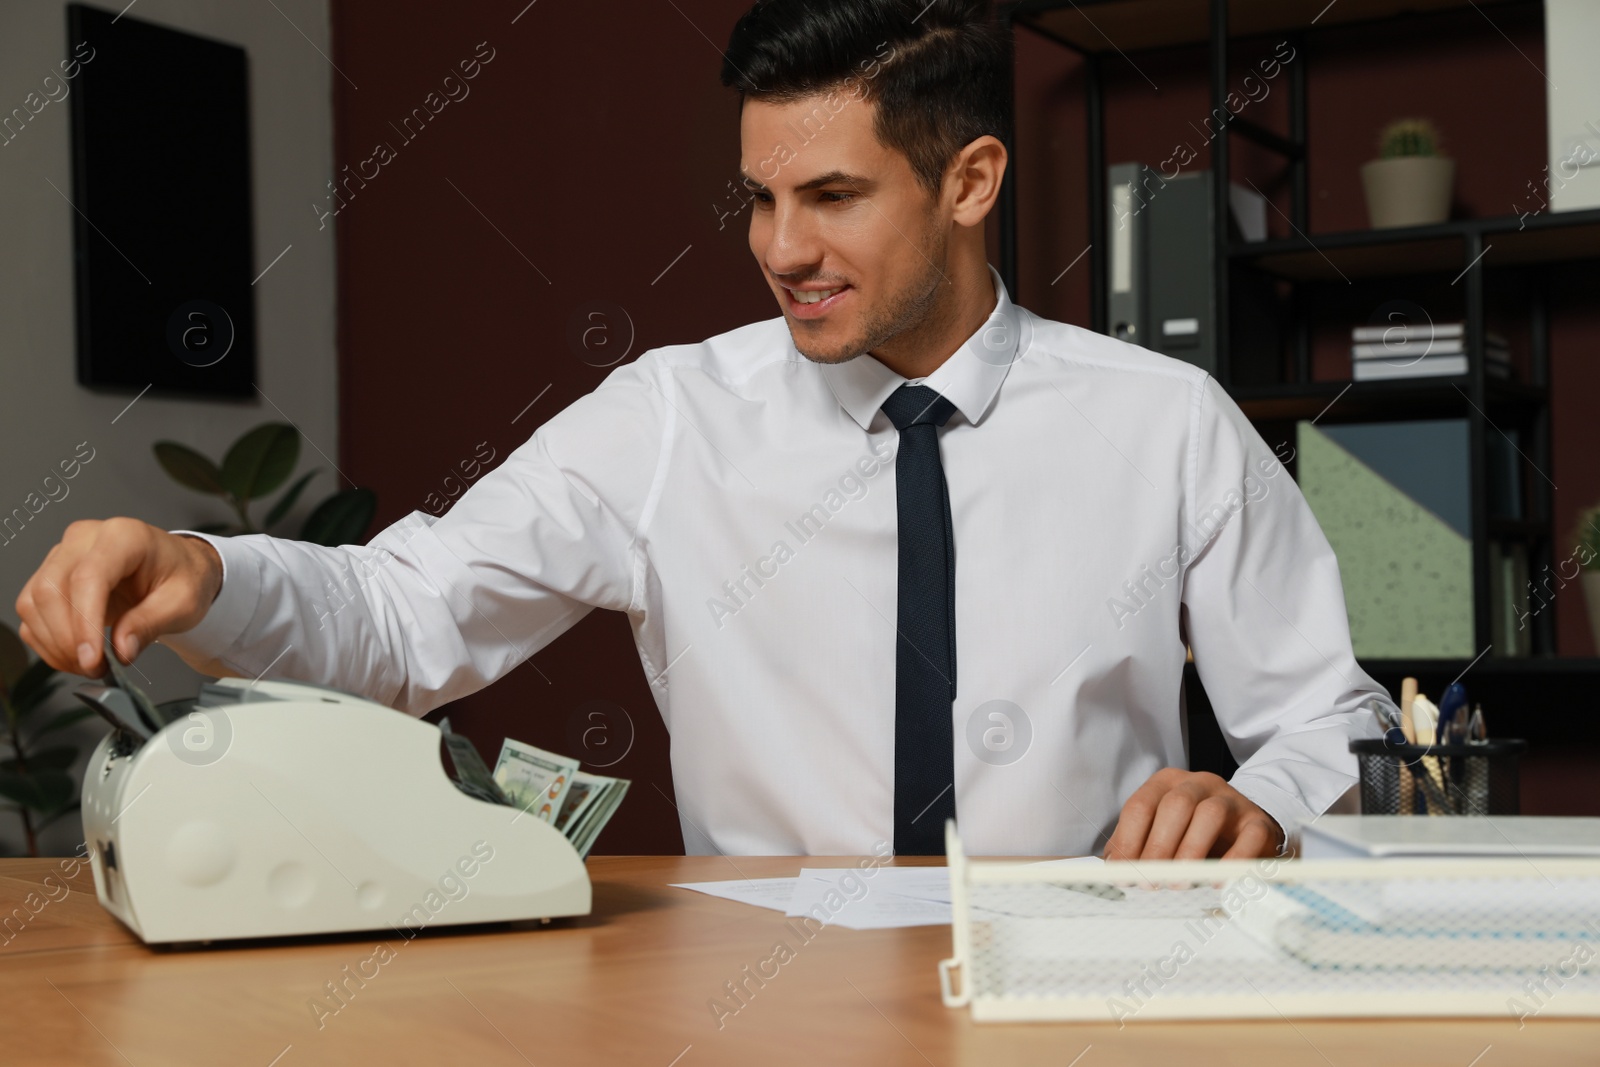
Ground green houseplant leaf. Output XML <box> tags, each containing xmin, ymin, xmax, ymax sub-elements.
<box><xmin>300</xmin><ymin>487</ymin><xmax>377</xmax><ymax>547</ymax></box>
<box><xmin>1578</xmin><ymin>505</ymin><xmax>1600</xmax><ymax>572</ymax></box>
<box><xmin>154</xmin><ymin>441</ymin><xmax>229</xmax><ymax>496</ymax></box>
<box><xmin>0</xmin><ymin>622</ymin><xmax>29</xmax><ymax>708</ymax></box>
<box><xmin>28</xmin><ymin>706</ymin><xmax>95</xmax><ymax>741</ymax></box>
<box><xmin>263</xmin><ymin>469</ymin><xmax>321</xmax><ymax>530</ymax></box>
<box><xmin>9</xmin><ymin>659</ymin><xmax>63</xmax><ymax>720</ymax></box>
<box><xmin>154</xmin><ymin>427</ymin><xmax>378</xmax><ymax>580</ymax></box>
<box><xmin>1</xmin><ymin>744</ymin><xmax>76</xmax><ymax>772</ymax></box>
<box><xmin>0</xmin><ymin>634</ymin><xmax>79</xmax><ymax>855</ymax></box>
<box><xmin>221</xmin><ymin>423</ymin><xmax>301</xmax><ymax>503</ymax></box>
<box><xmin>38</xmin><ymin>800</ymin><xmax>81</xmax><ymax>830</ymax></box>
<box><xmin>0</xmin><ymin>768</ymin><xmax>76</xmax><ymax>814</ymax></box>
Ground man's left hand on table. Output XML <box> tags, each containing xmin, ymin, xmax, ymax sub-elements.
<box><xmin>1102</xmin><ymin>767</ymin><xmax>1285</xmax><ymax>860</ymax></box>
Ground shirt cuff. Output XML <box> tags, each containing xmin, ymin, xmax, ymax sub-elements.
<box><xmin>1226</xmin><ymin>775</ymin><xmax>1309</xmax><ymax>856</ymax></box>
<box><xmin>159</xmin><ymin>531</ymin><xmax>261</xmax><ymax>666</ymax></box>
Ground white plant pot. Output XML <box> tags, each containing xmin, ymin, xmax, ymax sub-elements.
<box><xmin>1360</xmin><ymin>156</ymin><xmax>1456</xmax><ymax>228</ymax></box>
<box><xmin>1584</xmin><ymin>571</ymin><xmax>1600</xmax><ymax>653</ymax></box>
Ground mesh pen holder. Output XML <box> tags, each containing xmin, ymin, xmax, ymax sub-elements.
<box><xmin>1349</xmin><ymin>737</ymin><xmax>1526</xmax><ymax>816</ymax></box>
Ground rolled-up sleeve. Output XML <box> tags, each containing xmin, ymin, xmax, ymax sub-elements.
<box><xmin>1179</xmin><ymin>374</ymin><xmax>1397</xmax><ymax>836</ymax></box>
<box><xmin>157</xmin><ymin>358</ymin><xmax>668</xmax><ymax>715</ymax></box>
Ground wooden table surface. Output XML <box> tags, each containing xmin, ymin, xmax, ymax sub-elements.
<box><xmin>2</xmin><ymin>855</ymin><xmax>1595</xmax><ymax>1066</ymax></box>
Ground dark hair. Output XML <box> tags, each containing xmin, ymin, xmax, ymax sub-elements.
<box><xmin>720</xmin><ymin>0</ymin><xmax>1012</xmax><ymax>201</ymax></box>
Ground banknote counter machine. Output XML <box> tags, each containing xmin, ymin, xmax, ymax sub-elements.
<box><xmin>75</xmin><ymin>657</ymin><xmax>592</xmax><ymax>945</ymax></box>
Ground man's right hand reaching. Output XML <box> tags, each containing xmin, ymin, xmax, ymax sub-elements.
<box><xmin>14</xmin><ymin>518</ymin><xmax>223</xmax><ymax>677</ymax></box>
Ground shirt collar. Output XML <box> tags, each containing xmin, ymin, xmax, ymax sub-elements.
<box><xmin>818</xmin><ymin>262</ymin><xmax>1028</xmax><ymax>432</ymax></box>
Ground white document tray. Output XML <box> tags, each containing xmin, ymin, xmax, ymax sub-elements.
<box><xmin>938</xmin><ymin>822</ymin><xmax>1600</xmax><ymax>1022</ymax></box>
<box><xmin>78</xmin><ymin>676</ymin><xmax>591</xmax><ymax>944</ymax></box>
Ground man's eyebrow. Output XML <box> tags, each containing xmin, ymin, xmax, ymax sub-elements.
<box><xmin>739</xmin><ymin>169</ymin><xmax>878</xmax><ymax>192</ymax></box>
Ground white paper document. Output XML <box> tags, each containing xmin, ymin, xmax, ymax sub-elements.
<box><xmin>671</xmin><ymin>856</ymin><xmax>1106</xmax><ymax>931</ymax></box>
<box><xmin>667</xmin><ymin>877</ymin><xmax>798</xmax><ymax>911</ymax></box>
<box><xmin>785</xmin><ymin>868</ymin><xmax>952</xmax><ymax>929</ymax></box>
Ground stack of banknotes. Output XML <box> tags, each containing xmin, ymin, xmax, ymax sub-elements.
<box><xmin>439</xmin><ymin>720</ymin><xmax>630</xmax><ymax>859</ymax></box>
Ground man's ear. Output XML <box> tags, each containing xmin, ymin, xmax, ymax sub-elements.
<box><xmin>948</xmin><ymin>136</ymin><xmax>1007</xmax><ymax>228</ymax></box>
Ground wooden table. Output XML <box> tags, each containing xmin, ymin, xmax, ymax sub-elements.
<box><xmin>2</xmin><ymin>855</ymin><xmax>1594</xmax><ymax>1066</ymax></box>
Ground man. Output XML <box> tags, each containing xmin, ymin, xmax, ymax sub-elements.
<box><xmin>15</xmin><ymin>0</ymin><xmax>1392</xmax><ymax>860</ymax></box>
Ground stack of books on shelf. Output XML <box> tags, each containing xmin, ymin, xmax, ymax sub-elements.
<box><xmin>1350</xmin><ymin>322</ymin><xmax>1511</xmax><ymax>382</ymax></box>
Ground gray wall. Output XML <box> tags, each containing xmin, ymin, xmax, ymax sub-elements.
<box><xmin>0</xmin><ymin>0</ymin><xmax>337</xmax><ymax>855</ymax></box>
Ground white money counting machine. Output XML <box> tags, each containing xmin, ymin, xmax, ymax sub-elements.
<box><xmin>76</xmin><ymin>667</ymin><xmax>591</xmax><ymax>945</ymax></box>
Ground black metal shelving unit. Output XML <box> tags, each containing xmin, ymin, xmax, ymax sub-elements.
<box><xmin>997</xmin><ymin>0</ymin><xmax>1600</xmax><ymax>678</ymax></box>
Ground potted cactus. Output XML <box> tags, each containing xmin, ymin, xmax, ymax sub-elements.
<box><xmin>1360</xmin><ymin>118</ymin><xmax>1455</xmax><ymax>229</ymax></box>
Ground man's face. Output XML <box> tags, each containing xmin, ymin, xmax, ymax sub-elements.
<box><xmin>740</xmin><ymin>90</ymin><xmax>949</xmax><ymax>365</ymax></box>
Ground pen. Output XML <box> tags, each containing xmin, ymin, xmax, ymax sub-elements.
<box><xmin>1411</xmin><ymin>694</ymin><xmax>1439</xmax><ymax>745</ymax></box>
<box><xmin>1409</xmin><ymin>694</ymin><xmax>1450</xmax><ymax>815</ymax></box>
<box><xmin>1411</xmin><ymin>757</ymin><xmax>1455</xmax><ymax>815</ymax></box>
<box><xmin>1399</xmin><ymin>677</ymin><xmax>1419</xmax><ymax>743</ymax></box>
<box><xmin>1463</xmin><ymin>703</ymin><xmax>1491</xmax><ymax>813</ymax></box>
<box><xmin>1467</xmin><ymin>704</ymin><xmax>1488</xmax><ymax>744</ymax></box>
<box><xmin>1369</xmin><ymin>699</ymin><xmax>1406</xmax><ymax>745</ymax></box>
<box><xmin>1438</xmin><ymin>682</ymin><xmax>1468</xmax><ymax>745</ymax></box>
<box><xmin>1397</xmin><ymin>677</ymin><xmax>1419</xmax><ymax>815</ymax></box>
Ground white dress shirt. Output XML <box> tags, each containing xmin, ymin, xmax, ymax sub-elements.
<box><xmin>162</xmin><ymin>262</ymin><xmax>1394</xmax><ymax>856</ymax></box>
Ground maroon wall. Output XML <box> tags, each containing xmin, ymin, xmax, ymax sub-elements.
<box><xmin>327</xmin><ymin>3</ymin><xmax>1597</xmax><ymax>854</ymax></box>
<box><xmin>327</xmin><ymin>0</ymin><xmax>788</xmax><ymax>852</ymax></box>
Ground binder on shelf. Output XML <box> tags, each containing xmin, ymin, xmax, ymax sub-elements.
<box><xmin>1104</xmin><ymin>163</ymin><xmax>1277</xmax><ymax>382</ymax></box>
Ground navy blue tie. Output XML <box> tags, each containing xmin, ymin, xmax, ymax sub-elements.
<box><xmin>880</xmin><ymin>384</ymin><xmax>958</xmax><ymax>856</ymax></box>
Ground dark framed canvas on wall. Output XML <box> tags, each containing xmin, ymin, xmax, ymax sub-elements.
<box><xmin>67</xmin><ymin>3</ymin><xmax>256</xmax><ymax>399</ymax></box>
